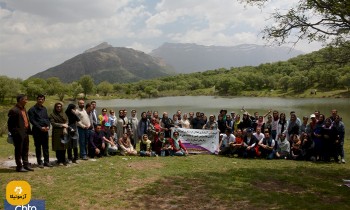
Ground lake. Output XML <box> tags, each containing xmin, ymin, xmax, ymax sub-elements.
<box><xmin>95</xmin><ymin>96</ymin><xmax>350</xmax><ymax>138</ymax></box>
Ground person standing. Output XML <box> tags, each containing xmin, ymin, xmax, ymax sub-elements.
<box><xmin>90</xmin><ymin>100</ymin><xmax>98</xmax><ymax>128</ymax></box>
<box><xmin>49</xmin><ymin>102</ymin><xmax>68</xmax><ymax>166</ymax></box>
<box><xmin>65</xmin><ymin>104</ymin><xmax>80</xmax><ymax>163</ymax></box>
<box><xmin>129</xmin><ymin>109</ymin><xmax>139</xmax><ymax>148</ymax></box>
<box><xmin>28</xmin><ymin>94</ymin><xmax>53</xmax><ymax>168</ymax></box>
<box><xmin>8</xmin><ymin>94</ymin><xmax>34</xmax><ymax>172</ymax></box>
<box><xmin>115</xmin><ymin>109</ymin><xmax>128</xmax><ymax>141</ymax></box>
<box><xmin>161</xmin><ymin>112</ymin><xmax>174</xmax><ymax>138</ymax></box>
<box><xmin>137</xmin><ymin>112</ymin><xmax>150</xmax><ymax>143</ymax></box>
<box><xmin>75</xmin><ymin>100</ymin><xmax>91</xmax><ymax>160</ymax></box>
<box><xmin>333</xmin><ymin>115</ymin><xmax>345</xmax><ymax>163</ymax></box>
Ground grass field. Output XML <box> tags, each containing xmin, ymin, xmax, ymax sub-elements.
<box><xmin>0</xmin><ymin>136</ymin><xmax>349</xmax><ymax>210</ymax></box>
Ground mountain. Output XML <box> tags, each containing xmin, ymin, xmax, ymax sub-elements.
<box><xmin>31</xmin><ymin>43</ymin><xmax>175</xmax><ymax>84</ymax></box>
<box><xmin>84</xmin><ymin>42</ymin><xmax>112</xmax><ymax>53</ymax></box>
<box><xmin>150</xmin><ymin>43</ymin><xmax>304</xmax><ymax>73</ymax></box>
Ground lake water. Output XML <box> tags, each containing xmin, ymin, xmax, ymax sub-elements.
<box><xmin>95</xmin><ymin>96</ymin><xmax>350</xmax><ymax>138</ymax></box>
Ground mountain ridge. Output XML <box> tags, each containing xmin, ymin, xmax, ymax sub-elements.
<box><xmin>150</xmin><ymin>42</ymin><xmax>304</xmax><ymax>73</ymax></box>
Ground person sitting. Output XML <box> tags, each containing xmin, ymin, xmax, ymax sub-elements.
<box><xmin>139</xmin><ymin>134</ymin><xmax>156</xmax><ymax>157</ymax></box>
<box><xmin>169</xmin><ymin>131</ymin><xmax>188</xmax><ymax>156</ymax></box>
<box><xmin>231</xmin><ymin>129</ymin><xmax>244</xmax><ymax>157</ymax></box>
<box><xmin>291</xmin><ymin>134</ymin><xmax>302</xmax><ymax>160</ymax></box>
<box><xmin>253</xmin><ymin>127</ymin><xmax>265</xmax><ymax>142</ymax></box>
<box><xmin>159</xmin><ymin>132</ymin><xmax>172</xmax><ymax>156</ymax></box>
<box><xmin>301</xmin><ymin>132</ymin><xmax>314</xmax><ymax>161</ymax></box>
<box><xmin>110</xmin><ymin>125</ymin><xmax>118</xmax><ymax>145</ymax></box>
<box><xmin>242</xmin><ymin>128</ymin><xmax>258</xmax><ymax>158</ymax></box>
<box><xmin>275</xmin><ymin>133</ymin><xmax>290</xmax><ymax>159</ymax></box>
<box><xmin>103</xmin><ymin>122</ymin><xmax>118</xmax><ymax>156</ymax></box>
<box><xmin>149</xmin><ymin>118</ymin><xmax>163</xmax><ymax>155</ymax></box>
<box><xmin>218</xmin><ymin>128</ymin><xmax>236</xmax><ymax>156</ymax></box>
<box><xmin>118</xmin><ymin>133</ymin><xmax>137</xmax><ymax>156</ymax></box>
<box><xmin>88</xmin><ymin>124</ymin><xmax>106</xmax><ymax>158</ymax></box>
<box><xmin>258</xmin><ymin>130</ymin><xmax>276</xmax><ymax>160</ymax></box>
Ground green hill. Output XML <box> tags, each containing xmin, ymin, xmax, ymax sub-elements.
<box><xmin>30</xmin><ymin>45</ymin><xmax>176</xmax><ymax>84</ymax></box>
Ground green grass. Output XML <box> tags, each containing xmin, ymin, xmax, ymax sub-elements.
<box><xmin>1</xmin><ymin>136</ymin><xmax>349</xmax><ymax>210</ymax></box>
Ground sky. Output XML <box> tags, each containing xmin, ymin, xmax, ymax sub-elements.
<box><xmin>0</xmin><ymin>0</ymin><xmax>324</xmax><ymax>79</ymax></box>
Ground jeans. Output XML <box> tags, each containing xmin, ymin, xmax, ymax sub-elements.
<box><xmin>78</xmin><ymin>127</ymin><xmax>89</xmax><ymax>158</ymax></box>
<box><xmin>140</xmin><ymin>151</ymin><xmax>156</xmax><ymax>157</ymax></box>
<box><xmin>271</xmin><ymin>130</ymin><xmax>277</xmax><ymax>141</ymax></box>
<box><xmin>170</xmin><ymin>149</ymin><xmax>186</xmax><ymax>156</ymax></box>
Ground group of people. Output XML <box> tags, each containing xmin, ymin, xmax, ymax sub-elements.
<box><xmin>216</xmin><ymin>108</ymin><xmax>345</xmax><ymax>163</ymax></box>
<box><xmin>7</xmin><ymin>94</ymin><xmax>346</xmax><ymax>172</ymax></box>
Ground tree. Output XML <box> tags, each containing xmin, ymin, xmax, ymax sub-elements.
<box><xmin>56</xmin><ymin>83</ymin><xmax>68</xmax><ymax>101</ymax></box>
<box><xmin>339</xmin><ymin>73</ymin><xmax>350</xmax><ymax>91</ymax></box>
<box><xmin>79</xmin><ymin>75</ymin><xmax>94</xmax><ymax>98</ymax></box>
<box><xmin>113</xmin><ymin>83</ymin><xmax>123</xmax><ymax>92</ymax></box>
<box><xmin>46</xmin><ymin>77</ymin><xmax>63</xmax><ymax>96</ymax></box>
<box><xmin>22</xmin><ymin>78</ymin><xmax>48</xmax><ymax>99</ymax></box>
<box><xmin>0</xmin><ymin>76</ymin><xmax>21</xmax><ymax>102</ymax></box>
<box><xmin>97</xmin><ymin>81</ymin><xmax>113</xmax><ymax>96</ymax></box>
<box><xmin>278</xmin><ymin>76</ymin><xmax>291</xmax><ymax>91</ymax></box>
<box><xmin>217</xmin><ymin>77</ymin><xmax>244</xmax><ymax>95</ymax></box>
<box><xmin>144</xmin><ymin>86</ymin><xmax>158</xmax><ymax>98</ymax></box>
<box><xmin>69</xmin><ymin>82</ymin><xmax>84</xmax><ymax>100</ymax></box>
<box><xmin>241</xmin><ymin>0</ymin><xmax>350</xmax><ymax>46</ymax></box>
<box><xmin>289</xmin><ymin>74</ymin><xmax>309</xmax><ymax>93</ymax></box>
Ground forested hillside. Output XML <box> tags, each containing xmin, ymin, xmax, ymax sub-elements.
<box><xmin>119</xmin><ymin>43</ymin><xmax>350</xmax><ymax>97</ymax></box>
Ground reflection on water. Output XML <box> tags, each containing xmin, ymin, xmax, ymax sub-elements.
<box><xmin>96</xmin><ymin>96</ymin><xmax>350</xmax><ymax>138</ymax></box>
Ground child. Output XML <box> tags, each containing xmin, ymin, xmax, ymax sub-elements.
<box><xmin>159</xmin><ymin>132</ymin><xmax>172</xmax><ymax>156</ymax></box>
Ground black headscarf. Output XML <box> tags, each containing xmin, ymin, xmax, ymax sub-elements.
<box><xmin>65</xmin><ymin>104</ymin><xmax>80</xmax><ymax>124</ymax></box>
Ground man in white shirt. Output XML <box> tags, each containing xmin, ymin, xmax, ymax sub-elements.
<box><xmin>219</xmin><ymin>128</ymin><xmax>236</xmax><ymax>156</ymax></box>
<box><xmin>253</xmin><ymin>128</ymin><xmax>265</xmax><ymax>142</ymax></box>
<box><xmin>75</xmin><ymin>100</ymin><xmax>91</xmax><ymax>160</ymax></box>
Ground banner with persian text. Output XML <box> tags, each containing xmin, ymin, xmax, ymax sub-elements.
<box><xmin>172</xmin><ymin>128</ymin><xmax>219</xmax><ymax>154</ymax></box>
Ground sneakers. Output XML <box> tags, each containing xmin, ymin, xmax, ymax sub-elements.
<box><xmin>38</xmin><ymin>163</ymin><xmax>44</xmax><ymax>168</ymax></box>
<box><xmin>341</xmin><ymin>158</ymin><xmax>346</xmax><ymax>164</ymax></box>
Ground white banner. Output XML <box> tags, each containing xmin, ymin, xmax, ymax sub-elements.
<box><xmin>172</xmin><ymin>128</ymin><xmax>219</xmax><ymax>154</ymax></box>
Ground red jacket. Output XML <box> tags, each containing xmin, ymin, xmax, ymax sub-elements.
<box><xmin>169</xmin><ymin>138</ymin><xmax>187</xmax><ymax>152</ymax></box>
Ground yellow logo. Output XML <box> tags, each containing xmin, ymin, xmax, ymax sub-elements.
<box><xmin>6</xmin><ymin>180</ymin><xmax>31</xmax><ymax>206</ymax></box>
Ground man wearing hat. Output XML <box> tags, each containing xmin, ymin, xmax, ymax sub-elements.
<box><xmin>243</xmin><ymin>128</ymin><xmax>258</xmax><ymax>158</ymax></box>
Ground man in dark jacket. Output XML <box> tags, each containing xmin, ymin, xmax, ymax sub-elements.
<box><xmin>28</xmin><ymin>94</ymin><xmax>52</xmax><ymax>168</ymax></box>
<box><xmin>8</xmin><ymin>94</ymin><xmax>34</xmax><ymax>172</ymax></box>
<box><xmin>243</xmin><ymin>128</ymin><xmax>258</xmax><ymax>158</ymax></box>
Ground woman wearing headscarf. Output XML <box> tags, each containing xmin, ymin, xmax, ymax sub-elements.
<box><xmin>65</xmin><ymin>104</ymin><xmax>80</xmax><ymax>163</ymax></box>
<box><xmin>169</xmin><ymin>131</ymin><xmax>188</xmax><ymax>156</ymax></box>
<box><xmin>49</xmin><ymin>102</ymin><xmax>68</xmax><ymax>165</ymax></box>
